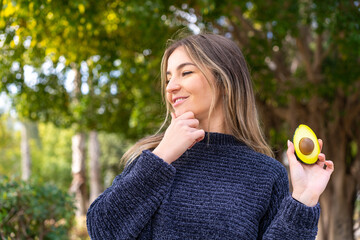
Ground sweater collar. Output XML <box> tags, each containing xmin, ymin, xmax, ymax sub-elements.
<box><xmin>199</xmin><ymin>132</ymin><xmax>246</xmax><ymax>146</ymax></box>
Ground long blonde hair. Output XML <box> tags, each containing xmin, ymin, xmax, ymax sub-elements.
<box><xmin>121</xmin><ymin>32</ymin><xmax>273</xmax><ymax>166</ymax></box>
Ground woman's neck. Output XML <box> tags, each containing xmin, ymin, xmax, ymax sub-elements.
<box><xmin>198</xmin><ymin>109</ymin><xmax>229</xmax><ymax>134</ymax></box>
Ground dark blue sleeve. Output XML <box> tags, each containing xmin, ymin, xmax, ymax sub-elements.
<box><xmin>259</xmin><ymin>166</ymin><xmax>320</xmax><ymax>240</ymax></box>
<box><xmin>86</xmin><ymin>150</ymin><xmax>176</xmax><ymax>239</ymax></box>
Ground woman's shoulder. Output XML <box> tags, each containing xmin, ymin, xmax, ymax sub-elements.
<box><xmin>198</xmin><ymin>132</ymin><xmax>286</xmax><ymax>174</ymax></box>
<box><xmin>228</xmin><ymin>143</ymin><xmax>288</xmax><ymax>180</ymax></box>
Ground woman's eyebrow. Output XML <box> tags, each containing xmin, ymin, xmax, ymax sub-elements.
<box><xmin>166</xmin><ymin>62</ymin><xmax>196</xmax><ymax>75</ymax></box>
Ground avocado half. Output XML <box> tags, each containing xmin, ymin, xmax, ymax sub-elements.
<box><xmin>293</xmin><ymin>124</ymin><xmax>320</xmax><ymax>164</ymax></box>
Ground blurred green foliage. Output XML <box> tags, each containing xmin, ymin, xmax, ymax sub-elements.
<box><xmin>98</xmin><ymin>132</ymin><xmax>131</xmax><ymax>187</ymax></box>
<box><xmin>31</xmin><ymin>123</ymin><xmax>74</xmax><ymax>192</ymax></box>
<box><xmin>0</xmin><ymin>116</ymin><xmax>131</xmax><ymax>191</ymax></box>
<box><xmin>0</xmin><ymin>0</ymin><xmax>176</xmax><ymax>138</ymax></box>
<box><xmin>0</xmin><ymin>176</ymin><xmax>75</xmax><ymax>239</ymax></box>
<box><xmin>0</xmin><ymin>114</ymin><xmax>21</xmax><ymax>175</ymax></box>
<box><xmin>0</xmin><ymin>119</ymin><xmax>73</xmax><ymax>192</ymax></box>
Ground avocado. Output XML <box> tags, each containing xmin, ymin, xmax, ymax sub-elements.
<box><xmin>292</xmin><ymin>124</ymin><xmax>320</xmax><ymax>164</ymax></box>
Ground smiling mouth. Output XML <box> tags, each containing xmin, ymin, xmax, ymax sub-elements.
<box><xmin>175</xmin><ymin>98</ymin><xmax>187</xmax><ymax>103</ymax></box>
<box><xmin>173</xmin><ymin>97</ymin><xmax>188</xmax><ymax>106</ymax></box>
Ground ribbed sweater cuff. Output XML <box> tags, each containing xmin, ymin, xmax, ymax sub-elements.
<box><xmin>281</xmin><ymin>195</ymin><xmax>320</xmax><ymax>230</ymax></box>
<box><xmin>132</xmin><ymin>150</ymin><xmax>176</xmax><ymax>187</ymax></box>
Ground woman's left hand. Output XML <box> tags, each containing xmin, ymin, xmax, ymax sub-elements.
<box><xmin>287</xmin><ymin>139</ymin><xmax>334</xmax><ymax>207</ymax></box>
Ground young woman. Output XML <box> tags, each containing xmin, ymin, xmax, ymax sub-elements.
<box><xmin>86</xmin><ymin>33</ymin><xmax>334</xmax><ymax>239</ymax></box>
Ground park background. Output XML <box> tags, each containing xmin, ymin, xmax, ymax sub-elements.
<box><xmin>0</xmin><ymin>0</ymin><xmax>359</xmax><ymax>239</ymax></box>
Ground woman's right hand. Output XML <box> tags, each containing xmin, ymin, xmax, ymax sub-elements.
<box><xmin>152</xmin><ymin>111</ymin><xmax>205</xmax><ymax>164</ymax></box>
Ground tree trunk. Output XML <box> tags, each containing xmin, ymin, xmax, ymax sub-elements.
<box><xmin>319</xmin><ymin>126</ymin><xmax>356</xmax><ymax>240</ymax></box>
<box><xmin>21</xmin><ymin>122</ymin><xmax>31</xmax><ymax>181</ymax></box>
<box><xmin>87</xmin><ymin>63</ymin><xmax>103</xmax><ymax>203</ymax></box>
<box><xmin>89</xmin><ymin>130</ymin><xmax>102</xmax><ymax>203</ymax></box>
<box><xmin>70</xmin><ymin>132</ymin><xmax>88</xmax><ymax>216</ymax></box>
<box><xmin>69</xmin><ymin>66</ymin><xmax>88</xmax><ymax>216</ymax></box>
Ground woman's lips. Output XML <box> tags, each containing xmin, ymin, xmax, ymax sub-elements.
<box><xmin>172</xmin><ymin>97</ymin><xmax>188</xmax><ymax>107</ymax></box>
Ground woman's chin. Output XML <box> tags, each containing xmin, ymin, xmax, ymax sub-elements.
<box><xmin>174</xmin><ymin>109</ymin><xmax>186</xmax><ymax>117</ymax></box>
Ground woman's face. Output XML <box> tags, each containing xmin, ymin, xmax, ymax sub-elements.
<box><xmin>166</xmin><ymin>46</ymin><xmax>224</xmax><ymax>131</ymax></box>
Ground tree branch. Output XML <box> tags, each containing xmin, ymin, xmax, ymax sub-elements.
<box><xmin>313</xmin><ymin>32</ymin><xmax>323</xmax><ymax>72</ymax></box>
<box><xmin>296</xmin><ymin>25</ymin><xmax>313</xmax><ymax>81</ymax></box>
<box><xmin>227</xmin><ymin>17</ymin><xmax>249</xmax><ymax>48</ymax></box>
<box><xmin>230</xmin><ymin>7</ymin><xmax>291</xmax><ymax>87</ymax></box>
<box><xmin>272</xmin><ymin>50</ymin><xmax>292</xmax><ymax>83</ymax></box>
<box><xmin>344</xmin><ymin>85</ymin><xmax>360</xmax><ymax>138</ymax></box>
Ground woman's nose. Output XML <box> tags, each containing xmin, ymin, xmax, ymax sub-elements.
<box><xmin>166</xmin><ymin>78</ymin><xmax>181</xmax><ymax>93</ymax></box>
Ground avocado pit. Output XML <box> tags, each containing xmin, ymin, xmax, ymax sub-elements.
<box><xmin>299</xmin><ymin>137</ymin><xmax>314</xmax><ymax>155</ymax></box>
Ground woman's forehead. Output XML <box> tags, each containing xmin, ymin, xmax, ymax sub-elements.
<box><xmin>166</xmin><ymin>46</ymin><xmax>193</xmax><ymax>71</ymax></box>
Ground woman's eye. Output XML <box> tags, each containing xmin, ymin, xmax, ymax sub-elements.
<box><xmin>182</xmin><ymin>71</ymin><xmax>193</xmax><ymax>76</ymax></box>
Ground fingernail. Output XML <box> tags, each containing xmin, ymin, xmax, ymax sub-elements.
<box><xmin>287</xmin><ymin>140</ymin><xmax>290</xmax><ymax>147</ymax></box>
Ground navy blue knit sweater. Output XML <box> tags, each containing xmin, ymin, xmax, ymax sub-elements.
<box><xmin>87</xmin><ymin>132</ymin><xmax>320</xmax><ymax>239</ymax></box>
